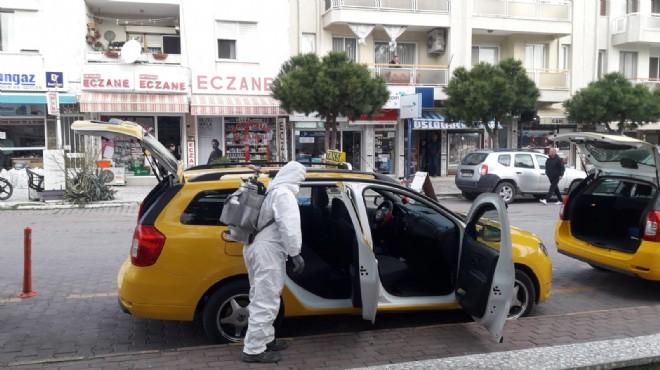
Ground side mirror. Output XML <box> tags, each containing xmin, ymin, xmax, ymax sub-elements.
<box><xmin>479</xmin><ymin>224</ymin><xmax>501</xmax><ymax>243</ymax></box>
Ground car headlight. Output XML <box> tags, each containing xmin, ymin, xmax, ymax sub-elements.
<box><xmin>538</xmin><ymin>242</ymin><xmax>549</xmax><ymax>256</ymax></box>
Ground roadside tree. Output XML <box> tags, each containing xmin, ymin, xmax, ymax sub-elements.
<box><xmin>271</xmin><ymin>52</ymin><xmax>389</xmax><ymax>152</ymax></box>
<box><xmin>442</xmin><ymin>58</ymin><xmax>539</xmax><ymax>149</ymax></box>
<box><xmin>563</xmin><ymin>72</ymin><xmax>660</xmax><ymax>134</ymax></box>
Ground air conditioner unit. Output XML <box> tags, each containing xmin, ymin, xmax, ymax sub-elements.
<box><xmin>427</xmin><ymin>28</ymin><xmax>447</xmax><ymax>54</ymax></box>
<box><xmin>100</xmin><ymin>167</ymin><xmax>125</xmax><ymax>186</ymax></box>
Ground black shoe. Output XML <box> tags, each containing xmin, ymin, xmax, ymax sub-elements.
<box><xmin>241</xmin><ymin>351</ymin><xmax>281</xmax><ymax>363</ymax></box>
<box><xmin>266</xmin><ymin>338</ymin><xmax>289</xmax><ymax>351</ymax></box>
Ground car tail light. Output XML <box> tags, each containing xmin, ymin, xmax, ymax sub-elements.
<box><xmin>643</xmin><ymin>211</ymin><xmax>660</xmax><ymax>242</ymax></box>
<box><xmin>559</xmin><ymin>195</ymin><xmax>569</xmax><ymax>220</ymax></box>
<box><xmin>131</xmin><ymin>225</ymin><xmax>166</xmax><ymax>267</ymax></box>
<box><xmin>480</xmin><ymin>164</ymin><xmax>488</xmax><ymax>176</ymax></box>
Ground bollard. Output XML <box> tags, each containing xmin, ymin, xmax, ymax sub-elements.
<box><xmin>18</xmin><ymin>227</ymin><xmax>36</xmax><ymax>298</ymax></box>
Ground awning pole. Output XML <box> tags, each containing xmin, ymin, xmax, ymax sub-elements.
<box><xmin>406</xmin><ymin>119</ymin><xmax>411</xmax><ymax>178</ymax></box>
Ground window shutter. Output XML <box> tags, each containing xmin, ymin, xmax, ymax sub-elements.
<box><xmin>239</xmin><ymin>22</ymin><xmax>257</xmax><ymax>61</ymax></box>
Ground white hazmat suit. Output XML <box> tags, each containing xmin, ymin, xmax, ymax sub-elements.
<box><xmin>242</xmin><ymin>161</ymin><xmax>306</xmax><ymax>355</ymax></box>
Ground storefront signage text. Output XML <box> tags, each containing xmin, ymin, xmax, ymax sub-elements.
<box><xmin>136</xmin><ymin>74</ymin><xmax>188</xmax><ymax>92</ymax></box>
<box><xmin>0</xmin><ymin>70</ymin><xmax>67</xmax><ymax>92</ymax></box>
<box><xmin>277</xmin><ymin>119</ymin><xmax>287</xmax><ymax>162</ymax></box>
<box><xmin>413</xmin><ymin>120</ymin><xmax>467</xmax><ymax>129</ymax></box>
<box><xmin>82</xmin><ymin>73</ymin><xmax>132</xmax><ymax>90</ymax></box>
<box><xmin>187</xmin><ymin>141</ymin><xmax>195</xmax><ymax>168</ymax></box>
<box><xmin>193</xmin><ymin>73</ymin><xmax>274</xmax><ymax>95</ymax></box>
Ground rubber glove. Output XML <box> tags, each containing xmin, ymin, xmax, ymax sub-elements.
<box><xmin>291</xmin><ymin>254</ymin><xmax>305</xmax><ymax>274</ymax></box>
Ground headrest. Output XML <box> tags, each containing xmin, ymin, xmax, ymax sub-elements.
<box><xmin>636</xmin><ymin>184</ymin><xmax>652</xmax><ymax>196</ymax></box>
<box><xmin>315</xmin><ymin>188</ymin><xmax>329</xmax><ymax>208</ymax></box>
<box><xmin>331</xmin><ymin>197</ymin><xmax>350</xmax><ymax>220</ymax></box>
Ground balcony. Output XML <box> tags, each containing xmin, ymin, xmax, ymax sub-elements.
<box><xmin>612</xmin><ymin>14</ymin><xmax>660</xmax><ymax>46</ymax></box>
<box><xmin>86</xmin><ymin>51</ymin><xmax>181</xmax><ymax>65</ymax></box>
<box><xmin>368</xmin><ymin>64</ymin><xmax>449</xmax><ymax>86</ymax></box>
<box><xmin>322</xmin><ymin>0</ymin><xmax>450</xmax><ymax>28</ymax></box>
<box><xmin>527</xmin><ymin>68</ymin><xmax>570</xmax><ymax>102</ymax></box>
<box><xmin>630</xmin><ymin>78</ymin><xmax>660</xmax><ymax>92</ymax></box>
<box><xmin>472</xmin><ymin>0</ymin><xmax>571</xmax><ymax>35</ymax></box>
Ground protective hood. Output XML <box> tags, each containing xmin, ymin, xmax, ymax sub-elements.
<box><xmin>268</xmin><ymin>161</ymin><xmax>306</xmax><ymax>195</ymax></box>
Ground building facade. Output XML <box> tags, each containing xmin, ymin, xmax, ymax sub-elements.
<box><xmin>1</xmin><ymin>0</ymin><xmax>656</xmax><ymax>182</ymax></box>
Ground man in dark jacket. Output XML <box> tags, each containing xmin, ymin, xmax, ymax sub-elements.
<box><xmin>540</xmin><ymin>148</ymin><xmax>565</xmax><ymax>205</ymax></box>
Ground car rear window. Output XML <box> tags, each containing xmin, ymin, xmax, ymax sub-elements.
<box><xmin>461</xmin><ymin>153</ymin><xmax>489</xmax><ymax>165</ymax></box>
<box><xmin>181</xmin><ymin>189</ymin><xmax>235</xmax><ymax>226</ymax></box>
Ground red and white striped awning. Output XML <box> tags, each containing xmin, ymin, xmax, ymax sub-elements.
<box><xmin>191</xmin><ymin>95</ymin><xmax>286</xmax><ymax>116</ymax></box>
<box><xmin>80</xmin><ymin>93</ymin><xmax>189</xmax><ymax>113</ymax></box>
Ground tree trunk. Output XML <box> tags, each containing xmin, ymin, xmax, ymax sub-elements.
<box><xmin>618</xmin><ymin>119</ymin><xmax>625</xmax><ymax>135</ymax></box>
<box><xmin>324</xmin><ymin>117</ymin><xmax>332</xmax><ymax>153</ymax></box>
<box><xmin>483</xmin><ymin>120</ymin><xmax>498</xmax><ymax>149</ymax></box>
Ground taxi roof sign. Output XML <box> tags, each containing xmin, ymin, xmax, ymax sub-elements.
<box><xmin>325</xmin><ymin>150</ymin><xmax>346</xmax><ymax>163</ymax></box>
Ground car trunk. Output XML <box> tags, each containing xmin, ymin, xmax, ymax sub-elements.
<box><xmin>568</xmin><ymin>178</ymin><xmax>656</xmax><ymax>253</ymax></box>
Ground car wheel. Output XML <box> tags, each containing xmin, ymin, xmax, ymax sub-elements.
<box><xmin>202</xmin><ymin>280</ymin><xmax>252</xmax><ymax>344</ymax></box>
<box><xmin>462</xmin><ymin>191</ymin><xmax>478</xmax><ymax>200</ymax></box>
<box><xmin>495</xmin><ymin>182</ymin><xmax>516</xmax><ymax>204</ymax></box>
<box><xmin>508</xmin><ymin>269</ymin><xmax>535</xmax><ymax>319</ymax></box>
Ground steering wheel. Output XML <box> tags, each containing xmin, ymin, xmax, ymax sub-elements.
<box><xmin>372</xmin><ymin>200</ymin><xmax>394</xmax><ymax>229</ymax></box>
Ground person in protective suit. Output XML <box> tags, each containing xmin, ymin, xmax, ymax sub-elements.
<box><xmin>241</xmin><ymin>161</ymin><xmax>306</xmax><ymax>363</ymax></box>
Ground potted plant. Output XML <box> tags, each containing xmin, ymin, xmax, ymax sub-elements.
<box><xmin>86</xmin><ymin>35</ymin><xmax>95</xmax><ymax>44</ymax></box>
<box><xmin>105</xmin><ymin>50</ymin><xmax>119</xmax><ymax>58</ymax></box>
<box><xmin>153</xmin><ymin>53</ymin><xmax>168</xmax><ymax>60</ymax></box>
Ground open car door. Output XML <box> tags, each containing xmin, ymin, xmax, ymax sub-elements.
<box><xmin>71</xmin><ymin>119</ymin><xmax>183</xmax><ymax>184</ymax></box>
<box><xmin>457</xmin><ymin>193</ymin><xmax>514</xmax><ymax>342</ymax></box>
<box><xmin>337</xmin><ymin>182</ymin><xmax>380</xmax><ymax>324</ymax></box>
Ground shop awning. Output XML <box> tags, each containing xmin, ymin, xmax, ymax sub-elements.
<box><xmin>0</xmin><ymin>93</ymin><xmax>76</xmax><ymax>104</ymax></box>
<box><xmin>80</xmin><ymin>92</ymin><xmax>189</xmax><ymax>113</ymax></box>
<box><xmin>537</xmin><ymin>107</ymin><xmax>568</xmax><ymax>125</ymax></box>
<box><xmin>190</xmin><ymin>95</ymin><xmax>286</xmax><ymax>116</ymax></box>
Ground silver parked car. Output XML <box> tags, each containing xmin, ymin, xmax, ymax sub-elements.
<box><xmin>455</xmin><ymin>149</ymin><xmax>586</xmax><ymax>204</ymax></box>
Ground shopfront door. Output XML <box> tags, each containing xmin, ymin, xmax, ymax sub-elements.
<box><xmin>342</xmin><ymin>131</ymin><xmax>361</xmax><ymax>170</ymax></box>
<box><xmin>374</xmin><ymin>130</ymin><xmax>395</xmax><ymax>174</ymax></box>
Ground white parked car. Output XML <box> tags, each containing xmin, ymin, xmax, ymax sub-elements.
<box><xmin>455</xmin><ymin>149</ymin><xmax>586</xmax><ymax>204</ymax></box>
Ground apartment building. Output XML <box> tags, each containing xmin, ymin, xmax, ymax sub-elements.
<box><xmin>0</xmin><ymin>0</ymin><xmax>654</xmax><ymax>182</ymax></box>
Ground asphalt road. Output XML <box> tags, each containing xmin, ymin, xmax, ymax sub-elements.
<box><xmin>1</xmin><ymin>199</ymin><xmax>659</xmax><ymax>366</ymax></box>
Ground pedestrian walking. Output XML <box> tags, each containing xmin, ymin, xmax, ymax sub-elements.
<box><xmin>540</xmin><ymin>147</ymin><xmax>565</xmax><ymax>205</ymax></box>
<box><xmin>241</xmin><ymin>161</ymin><xmax>306</xmax><ymax>363</ymax></box>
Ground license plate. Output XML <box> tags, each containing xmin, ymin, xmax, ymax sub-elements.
<box><xmin>461</xmin><ymin>172</ymin><xmax>472</xmax><ymax>177</ymax></box>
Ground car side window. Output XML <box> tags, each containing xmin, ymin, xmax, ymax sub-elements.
<box><xmin>297</xmin><ymin>186</ymin><xmax>312</xmax><ymax>205</ymax></box>
<box><xmin>497</xmin><ymin>154</ymin><xmax>511</xmax><ymax>166</ymax></box>
<box><xmin>181</xmin><ymin>189</ymin><xmax>235</xmax><ymax>226</ymax></box>
<box><xmin>514</xmin><ymin>154</ymin><xmax>534</xmax><ymax>169</ymax></box>
<box><xmin>535</xmin><ymin>155</ymin><xmax>548</xmax><ymax>170</ymax></box>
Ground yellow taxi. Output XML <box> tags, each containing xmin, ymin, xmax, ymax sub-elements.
<box><xmin>72</xmin><ymin>119</ymin><xmax>552</xmax><ymax>344</ymax></box>
<box><xmin>552</xmin><ymin>132</ymin><xmax>660</xmax><ymax>280</ymax></box>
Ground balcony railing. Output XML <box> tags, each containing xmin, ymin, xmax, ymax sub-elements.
<box><xmin>368</xmin><ymin>64</ymin><xmax>449</xmax><ymax>86</ymax></box>
<box><xmin>526</xmin><ymin>69</ymin><xmax>569</xmax><ymax>90</ymax></box>
<box><xmin>86</xmin><ymin>51</ymin><xmax>181</xmax><ymax>65</ymax></box>
<box><xmin>630</xmin><ymin>78</ymin><xmax>660</xmax><ymax>92</ymax></box>
<box><xmin>473</xmin><ymin>0</ymin><xmax>571</xmax><ymax>21</ymax></box>
<box><xmin>324</xmin><ymin>0</ymin><xmax>450</xmax><ymax>13</ymax></box>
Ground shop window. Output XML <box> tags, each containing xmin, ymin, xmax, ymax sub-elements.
<box><xmin>375</xmin><ymin>130</ymin><xmax>394</xmax><ymax>174</ymax></box>
<box><xmin>225</xmin><ymin>117</ymin><xmax>275</xmax><ymax>162</ymax></box>
<box><xmin>99</xmin><ymin>116</ymin><xmax>154</xmax><ymax>174</ymax></box>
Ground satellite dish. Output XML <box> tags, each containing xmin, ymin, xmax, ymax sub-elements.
<box><xmin>121</xmin><ymin>40</ymin><xmax>142</xmax><ymax>64</ymax></box>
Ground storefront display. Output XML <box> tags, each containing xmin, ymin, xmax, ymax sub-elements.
<box><xmin>100</xmin><ymin>115</ymin><xmax>154</xmax><ymax>174</ymax></box>
<box><xmin>225</xmin><ymin>117</ymin><xmax>274</xmax><ymax>162</ymax></box>
<box><xmin>375</xmin><ymin>130</ymin><xmax>394</xmax><ymax>174</ymax></box>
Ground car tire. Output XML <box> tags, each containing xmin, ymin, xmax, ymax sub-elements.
<box><xmin>495</xmin><ymin>182</ymin><xmax>516</xmax><ymax>204</ymax></box>
<box><xmin>462</xmin><ymin>191</ymin><xmax>478</xmax><ymax>200</ymax></box>
<box><xmin>201</xmin><ymin>279</ymin><xmax>285</xmax><ymax>344</ymax></box>
<box><xmin>508</xmin><ymin>269</ymin><xmax>535</xmax><ymax>319</ymax></box>
<box><xmin>202</xmin><ymin>280</ymin><xmax>252</xmax><ymax>344</ymax></box>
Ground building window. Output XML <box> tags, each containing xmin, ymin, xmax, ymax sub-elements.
<box><xmin>215</xmin><ymin>21</ymin><xmax>257</xmax><ymax>60</ymax></box>
<box><xmin>626</xmin><ymin>0</ymin><xmax>639</xmax><ymax>13</ymax></box>
<box><xmin>653</xmin><ymin>0</ymin><xmax>660</xmax><ymax>13</ymax></box>
<box><xmin>620</xmin><ymin>51</ymin><xmax>638</xmax><ymax>79</ymax></box>
<box><xmin>217</xmin><ymin>39</ymin><xmax>236</xmax><ymax>59</ymax></box>
<box><xmin>559</xmin><ymin>45</ymin><xmax>570</xmax><ymax>70</ymax></box>
<box><xmin>597</xmin><ymin>50</ymin><xmax>607</xmax><ymax>79</ymax></box>
<box><xmin>471</xmin><ymin>46</ymin><xmax>499</xmax><ymax>66</ymax></box>
<box><xmin>650</xmin><ymin>57</ymin><xmax>660</xmax><ymax>81</ymax></box>
<box><xmin>374</xmin><ymin>42</ymin><xmax>415</xmax><ymax>64</ymax></box>
<box><xmin>525</xmin><ymin>44</ymin><xmax>546</xmax><ymax>69</ymax></box>
<box><xmin>301</xmin><ymin>33</ymin><xmax>315</xmax><ymax>54</ymax></box>
<box><xmin>332</xmin><ymin>36</ymin><xmax>357</xmax><ymax>61</ymax></box>
<box><xmin>600</xmin><ymin>0</ymin><xmax>607</xmax><ymax>16</ymax></box>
